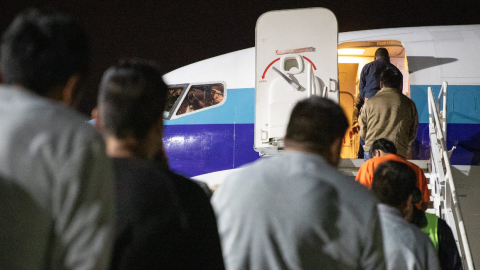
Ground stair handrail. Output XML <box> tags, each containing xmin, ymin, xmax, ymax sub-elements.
<box><xmin>428</xmin><ymin>84</ymin><xmax>475</xmax><ymax>270</ymax></box>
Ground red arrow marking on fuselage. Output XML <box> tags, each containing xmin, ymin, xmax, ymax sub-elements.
<box><xmin>262</xmin><ymin>57</ymin><xmax>317</xmax><ymax>79</ymax></box>
<box><xmin>262</xmin><ymin>58</ymin><xmax>280</xmax><ymax>79</ymax></box>
<box><xmin>302</xmin><ymin>56</ymin><xmax>317</xmax><ymax>70</ymax></box>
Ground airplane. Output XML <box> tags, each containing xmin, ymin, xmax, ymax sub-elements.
<box><xmin>161</xmin><ymin>8</ymin><xmax>479</xmax><ymax>267</ymax></box>
<box><xmin>162</xmin><ymin>16</ymin><xmax>480</xmax><ymax>180</ymax></box>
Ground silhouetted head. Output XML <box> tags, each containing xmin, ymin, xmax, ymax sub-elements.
<box><xmin>411</xmin><ymin>187</ymin><xmax>423</xmax><ymax>205</ymax></box>
<box><xmin>380</xmin><ymin>67</ymin><xmax>403</xmax><ymax>90</ymax></box>
<box><xmin>369</xmin><ymin>138</ymin><xmax>397</xmax><ymax>158</ymax></box>
<box><xmin>375</xmin><ymin>48</ymin><xmax>390</xmax><ymax>62</ymax></box>
<box><xmin>285</xmin><ymin>97</ymin><xmax>348</xmax><ymax>166</ymax></box>
<box><xmin>372</xmin><ymin>160</ymin><xmax>416</xmax><ymax>208</ymax></box>
<box><xmin>98</xmin><ymin>59</ymin><xmax>168</xmax><ymax>141</ymax></box>
<box><xmin>1</xmin><ymin>9</ymin><xmax>89</xmax><ymax>100</ymax></box>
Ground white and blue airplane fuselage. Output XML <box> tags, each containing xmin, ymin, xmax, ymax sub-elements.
<box><xmin>163</xmin><ymin>24</ymin><xmax>480</xmax><ymax>179</ymax></box>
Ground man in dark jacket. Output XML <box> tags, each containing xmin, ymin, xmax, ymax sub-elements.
<box><xmin>353</xmin><ymin>48</ymin><xmax>403</xmax><ymax>158</ymax></box>
<box><xmin>95</xmin><ymin>59</ymin><xmax>224</xmax><ymax>270</ymax></box>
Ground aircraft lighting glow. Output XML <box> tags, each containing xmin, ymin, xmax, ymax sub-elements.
<box><xmin>338</xmin><ymin>48</ymin><xmax>365</xmax><ymax>55</ymax></box>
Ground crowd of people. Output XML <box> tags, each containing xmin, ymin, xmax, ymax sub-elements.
<box><xmin>0</xmin><ymin>9</ymin><xmax>463</xmax><ymax>270</ymax></box>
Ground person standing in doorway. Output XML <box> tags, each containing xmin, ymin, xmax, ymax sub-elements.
<box><xmin>353</xmin><ymin>48</ymin><xmax>402</xmax><ymax>158</ymax></box>
<box><xmin>360</xmin><ymin>68</ymin><xmax>417</xmax><ymax>160</ymax></box>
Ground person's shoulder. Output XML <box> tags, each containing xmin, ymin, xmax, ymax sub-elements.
<box><xmin>114</xmin><ymin>157</ymin><xmax>159</xmax><ymax>174</ymax></box>
<box><xmin>390</xmin><ymin>215</ymin><xmax>432</xmax><ymax>246</ymax></box>
<box><xmin>17</xmin><ymin>89</ymin><xmax>104</xmax><ymax>156</ymax></box>
<box><xmin>325</xmin><ymin>168</ymin><xmax>379</xmax><ymax>227</ymax></box>
<box><xmin>436</xmin><ymin>215</ymin><xmax>448</xmax><ymax>228</ymax></box>
<box><xmin>362</xmin><ymin>60</ymin><xmax>375</xmax><ymax>70</ymax></box>
<box><xmin>162</xmin><ymin>168</ymin><xmax>211</xmax><ymax>201</ymax></box>
<box><xmin>21</xmin><ymin>87</ymin><xmax>89</xmax><ymax>122</ymax></box>
<box><xmin>404</xmin><ymin>159</ymin><xmax>424</xmax><ymax>172</ymax></box>
<box><xmin>399</xmin><ymin>94</ymin><xmax>418</xmax><ymax>110</ymax></box>
<box><xmin>357</xmin><ymin>158</ymin><xmax>374</xmax><ymax>175</ymax></box>
<box><xmin>377</xmin><ymin>154</ymin><xmax>400</xmax><ymax>163</ymax></box>
<box><xmin>26</xmin><ymin>91</ymin><xmax>99</xmax><ymax>141</ymax></box>
<box><xmin>372</xmin><ymin>155</ymin><xmax>418</xmax><ymax>170</ymax></box>
<box><xmin>408</xmin><ymin>222</ymin><xmax>435</xmax><ymax>250</ymax></box>
<box><xmin>114</xmin><ymin>159</ymin><xmax>209</xmax><ymax>208</ymax></box>
<box><xmin>363</xmin><ymin>95</ymin><xmax>381</xmax><ymax>110</ymax></box>
<box><xmin>50</xmin><ymin>102</ymin><xmax>93</xmax><ymax>130</ymax></box>
<box><xmin>357</xmin><ymin>157</ymin><xmax>377</xmax><ymax>174</ymax></box>
<box><xmin>407</xmin><ymin>96</ymin><xmax>417</xmax><ymax>107</ymax></box>
<box><xmin>309</xmin><ymin>159</ymin><xmax>376</xmax><ymax>206</ymax></box>
<box><xmin>115</xmin><ymin>160</ymin><xmax>198</xmax><ymax>193</ymax></box>
<box><xmin>223</xmin><ymin>155</ymin><xmax>276</xmax><ymax>182</ymax></box>
<box><xmin>397</xmin><ymin>91</ymin><xmax>415</xmax><ymax>102</ymax></box>
<box><xmin>388</xmin><ymin>62</ymin><xmax>402</xmax><ymax>71</ymax></box>
<box><xmin>336</xmin><ymin>171</ymin><xmax>374</xmax><ymax>197</ymax></box>
<box><xmin>382</xmin><ymin>212</ymin><xmax>432</xmax><ymax>250</ymax></box>
<box><xmin>364</xmin><ymin>157</ymin><xmax>380</xmax><ymax>167</ymax></box>
<box><xmin>113</xmin><ymin>158</ymin><xmax>171</xmax><ymax>189</ymax></box>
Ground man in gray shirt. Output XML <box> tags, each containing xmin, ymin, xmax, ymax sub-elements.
<box><xmin>212</xmin><ymin>97</ymin><xmax>385</xmax><ymax>270</ymax></box>
<box><xmin>372</xmin><ymin>161</ymin><xmax>440</xmax><ymax>270</ymax></box>
<box><xmin>0</xmin><ymin>10</ymin><xmax>115</xmax><ymax>269</ymax></box>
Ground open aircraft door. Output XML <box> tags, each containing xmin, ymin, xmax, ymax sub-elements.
<box><xmin>254</xmin><ymin>8</ymin><xmax>339</xmax><ymax>156</ymax></box>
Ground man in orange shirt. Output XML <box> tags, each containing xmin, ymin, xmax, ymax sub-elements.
<box><xmin>356</xmin><ymin>138</ymin><xmax>430</xmax><ymax>210</ymax></box>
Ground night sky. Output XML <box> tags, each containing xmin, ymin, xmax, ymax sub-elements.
<box><xmin>1</xmin><ymin>0</ymin><xmax>479</xmax><ymax>115</ymax></box>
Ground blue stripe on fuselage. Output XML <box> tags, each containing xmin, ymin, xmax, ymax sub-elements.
<box><xmin>163</xmin><ymin>85</ymin><xmax>480</xmax><ymax>177</ymax></box>
<box><xmin>163</xmin><ymin>85</ymin><xmax>480</xmax><ymax>125</ymax></box>
<box><xmin>164</xmin><ymin>123</ymin><xmax>258</xmax><ymax>177</ymax></box>
<box><xmin>411</xmin><ymin>85</ymin><xmax>480</xmax><ymax>124</ymax></box>
<box><xmin>411</xmin><ymin>85</ymin><xmax>480</xmax><ymax>165</ymax></box>
<box><xmin>165</xmin><ymin>85</ymin><xmax>480</xmax><ymax>125</ymax></box>
<box><xmin>414</xmin><ymin>123</ymin><xmax>480</xmax><ymax>165</ymax></box>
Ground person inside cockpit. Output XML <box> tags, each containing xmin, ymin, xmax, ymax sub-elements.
<box><xmin>209</xmin><ymin>86</ymin><xmax>224</xmax><ymax>105</ymax></box>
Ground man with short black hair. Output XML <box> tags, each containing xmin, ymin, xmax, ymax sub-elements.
<box><xmin>359</xmin><ymin>48</ymin><xmax>402</xmax><ymax>101</ymax></box>
<box><xmin>369</xmin><ymin>137</ymin><xmax>398</xmax><ymax>157</ymax></box>
<box><xmin>356</xmin><ymin>138</ymin><xmax>430</xmax><ymax>210</ymax></box>
<box><xmin>213</xmin><ymin>97</ymin><xmax>385</xmax><ymax>270</ymax></box>
<box><xmin>0</xmin><ymin>10</ymin><xmax>115</xmax><ymax>269</ymax></box>
<box><xmin>360</xmin><ymin>68</ymin><xmax>418</xmax><ymax>159</ymax></box>
<box><xmin>372</xmin><ymin>161</ymin><xmax>440</xmax><ymax>270</ymax></box>
<box><xmin>96</xmin><ymin>59</ymin><xmax>224</xmax><ymax>270</ymax></box>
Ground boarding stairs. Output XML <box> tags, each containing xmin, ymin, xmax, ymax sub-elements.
<box><xmin>338</xmin><ymin>81</ymin><xmax>477</xmax><ymax>269</ymax></box>
<box><xmin>428</xmin><ymin>82</ymin><xmax>475</xmax><ymax>269</ymax></box>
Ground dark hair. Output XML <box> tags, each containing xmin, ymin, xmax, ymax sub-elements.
<box><xmin>0</xmin><ymin>9</ymin><xmax>90</xmax><ymax>96</ymax></box>
<box><xmin>411</xmin><ymin>187</ymin><xmax>423</xmax><ymax>204</ymax></box>
<box><xmin>372</xmin><ymin>161</ymin><xmax>417</xmax><ymax>207</ymax></box>
<box><xmin>375</xmin><ymin>48</ymin><xmax>390</xmax><ymax>62</ymax></box>
<box><xmin>285</xmin><ymin>97</ymin><xmax>348</xmax><ymax>155</ymax></box>
<box><xmin>369</xmin><ymin>138</ymin><xmax>397</xmax><ymax>157</ymax></box>
<box><xmin>98</xmin><ymin>59</ymin><xmax>168</xmax><ymax>140</ymax></box>
<box><xmin>380</xmin><ymin>67</ymin><xmax>402</xmax><ymax>89</ymax></box>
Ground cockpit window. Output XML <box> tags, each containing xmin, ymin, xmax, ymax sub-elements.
<box><xmin>164</xmin><ymin>84</ymin><xmax>188</xmax><ymax>118</ymax></box>
<box><xmin>176</xmin><ymin>83</ymin><xmax>225</xmax><ymax>116</ymax></box>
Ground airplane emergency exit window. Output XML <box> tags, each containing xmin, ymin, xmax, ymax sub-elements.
<box><xmin>176</xmin><ymin>83</ymin><xmax>225</xmax><ymax>116</ymax></box>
